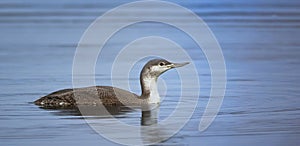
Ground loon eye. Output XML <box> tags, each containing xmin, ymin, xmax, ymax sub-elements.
<box><xmin>159</xmin><ymin>62</ymin><xmax>165</xmax><ymax>66</ymax></box>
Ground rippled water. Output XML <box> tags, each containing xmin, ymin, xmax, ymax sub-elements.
<box><xmin>0</xmin><ymin>0</ymin><xmax>300</xmax><ymax>145</ymax></box>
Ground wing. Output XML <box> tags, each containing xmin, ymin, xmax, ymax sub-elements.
<box><xmin>34</xmin><ymin>86</ymin><xmax>139</xmax><ymax>107</ymax></box>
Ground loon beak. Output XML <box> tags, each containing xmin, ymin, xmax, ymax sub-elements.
<box><xmin>169</xmin><ymin>62</ymin><xmax>190</xmax><ymax>68</ymax></box>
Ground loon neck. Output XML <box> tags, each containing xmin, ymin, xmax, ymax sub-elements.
<box><xmin>140</xmin><ymin>76</ymin><xmax>160</xmax><ymax>104</ymax></box>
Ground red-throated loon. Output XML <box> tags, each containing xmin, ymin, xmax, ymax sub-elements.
<box><xmin>34</xmin><ymin>59</ymin><xmax>189</xmax><ymax>107</ymax></box>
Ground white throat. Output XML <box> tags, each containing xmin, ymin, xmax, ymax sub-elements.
<box><xmin>142</xmin><ymin>77</ymin><xmax>160</xmax><ymax>104</ymax></box>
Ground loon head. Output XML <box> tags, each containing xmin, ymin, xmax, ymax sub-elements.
<box><xmin>140</xmin><ymin>59</ymin><xmax>190</xmax><ymax>79</ymax></box>
<box><xmin>140</xmin><ymin>59</ymin><xmax>189</xmax><ymax>102</ymax></box>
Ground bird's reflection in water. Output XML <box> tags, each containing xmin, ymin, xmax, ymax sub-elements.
<box><xmin>38</xmin><ymin>104</ymin><xmax>159</xmax><ymax>125</ymax></box>
<box><xmin>140</xmin><ymin>106</ymin><xmax>167</xmax><ymax>144</ymax></box>
<box><xmin>141</xmin><ymin>110</ymin><xmax>158</xmax><ymax>126</ymax></box>
<box><xmin>38</xmin><ymin>105</ymin><xmax>132</xmax><ymax>118</ymax></box>
<box><xmin>141</xmin><ymin>104</ymin><xmax>159</xmax><ymax>126</ymax></box>
<box><xmin>39</xmin><ymin>104</ymin><xmax>169</xmax><ymax>144</ymax></box>
<box><xmin>140</xmin><ymin>104</ymin><xmax>180</xmax><ymax>145</ymax></box>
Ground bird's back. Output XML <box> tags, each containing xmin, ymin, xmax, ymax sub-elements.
<box><xmin>34</xmin><ymin>86</ymin><xmax>140</xmax><ymax>107</ymax></box>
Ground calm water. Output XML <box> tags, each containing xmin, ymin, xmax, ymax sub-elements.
<box><xmin>1</xmin><ymin>0</ymin><xmax>300</xmax><ymax>145</ymax></box>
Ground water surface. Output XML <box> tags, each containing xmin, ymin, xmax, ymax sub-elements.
<box><xmin>0</xmin><ymin>0</ymin><xmax>299</xmax><ymax>145</ymax></box>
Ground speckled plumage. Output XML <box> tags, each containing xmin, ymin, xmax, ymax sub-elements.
<box><xmin>34</xmin><ymin>86</ymin><xmax>141</xmax><ymax>107</ymax></box>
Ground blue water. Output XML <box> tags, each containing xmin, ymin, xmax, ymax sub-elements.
<box><xmin>0</xmin><ymin>0</ymin><xmax>300</xmax><ymax>145</ymax></box>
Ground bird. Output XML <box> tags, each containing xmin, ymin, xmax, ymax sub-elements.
<box><xmin>34</xmin><ymin>59</ymin><xmax>189</xmax><ymax>107</ymax></box>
